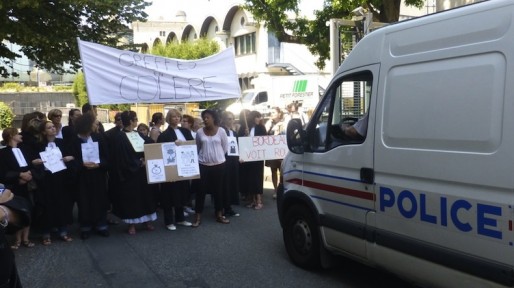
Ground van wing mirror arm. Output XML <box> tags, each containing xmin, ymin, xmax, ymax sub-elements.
<box><xmin>360</xmin><ymin>167</ymin><xmax>374</xmax><ymax>184</ymax></box>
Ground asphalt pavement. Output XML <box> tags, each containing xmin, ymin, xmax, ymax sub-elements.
<box><xmin>9</xmin><ymin>170</ymin><xmax>413</xmax><ymax>288</ymax></box>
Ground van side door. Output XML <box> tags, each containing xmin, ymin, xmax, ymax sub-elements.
<box><xmin>301</xmin><ymin>66</ymin><xmax>378</xmax><ymax>258</ymax></box>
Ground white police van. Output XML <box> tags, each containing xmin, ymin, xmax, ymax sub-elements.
<box><xmin>278</xmin><ymin>1</ymin><xmax>514</xmax><ymax>287</ymax></box>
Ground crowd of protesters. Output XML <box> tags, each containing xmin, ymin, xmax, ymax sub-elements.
<box><xmin>0</xmin><ymin>102</ymin><xmax>303</xmax><ymax>251</ymax></box>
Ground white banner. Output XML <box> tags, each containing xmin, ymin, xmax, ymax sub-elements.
<box><xmin>77</xmin><ymin>39</ymin><xmax>241</xmax><ymax>105</ymax></box>
<box><xmin>238</xmin><ymin>135</ymin><xmax>288</xmax><ymax>162</ymax></box>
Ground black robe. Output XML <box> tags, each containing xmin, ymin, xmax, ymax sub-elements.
<box><xmin>111</xmin><ymin>130</ymin><xmax>155</xmax><ymax>220</ymax></box>
<box><xmin>0</xmin><ymin>145</ymin><xmax>37</xmax><ymax>200</ymax></box>
<box><xmin>238</xmin><ymin>124</ymin><xmax>266</xmax><ymax>196</ymax></box>
<box><xmin>68</xmin><ymin>133</ymin><xmax>110</xmax><ymax>228</ymax></box>
<box><xmin>33</xmin><ymin>138</ymin><xmax>75</xmax><ymax>230</ymax></box>
<box><xmin>222</xmin><ymin>127</ymin><xmax>240</xmax><ymax>205</ymax></box>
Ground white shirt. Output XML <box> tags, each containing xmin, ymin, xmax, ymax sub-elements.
<box><xmin>196</xmin><ymin>127</ymin><xmax>228</xmax><ymax>165</ymax></box>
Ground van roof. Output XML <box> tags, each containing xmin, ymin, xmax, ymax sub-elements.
<box><xmin>338</xmin><ymin>0</ymin><xmax>510</xmax><ymax>74</ymax></box>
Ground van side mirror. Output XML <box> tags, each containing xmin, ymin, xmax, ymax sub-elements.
<box><xmin>286</xmin><ymin>119</ymin><xmax>305</xmax><ymax>154</ymax></box>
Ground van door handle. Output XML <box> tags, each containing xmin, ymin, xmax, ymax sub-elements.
<box><xmin>360</xmin><ymin>168</ymin><xmax>374</xmax><ymax>184</ymax></box>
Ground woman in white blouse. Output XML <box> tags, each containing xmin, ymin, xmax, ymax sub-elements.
<box><xmin>193</xmin><ymin>109</ymin><xmax>229</xmax><ymax>227</ymax></box>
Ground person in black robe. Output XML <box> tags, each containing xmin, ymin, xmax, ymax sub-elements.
<box><xmin>68</xmin><ymin>113</ymin><xmax>110</xmax><ymax>239</ymax></box>
<box><xmin>0</xmin><ymin>186</ymin><xmax>31</xmax><ymax>288</ymax></box>
<box><xmin>0</xmin><ymin>127</ymin><xmax>38</xmax><ymax>250</ymax></box>
<box><xmin>32</xmin><ymin>120</ymin><xmax>75</xmax><ymax>245</ymax></box>
<box><xmin>220</xmin><ymin>111</ymin><xmax>240</xmax><ymax>217</ymax></box>
<box><xmin>111</xmin><ymin>111</ymin><xmax>156</xmax><ymax>235</ymax></box>
<box><xmin>157</xmin><ymin>109</ymin><xmax>193</xmax><ymax>230</ymax></box>
<box><xmin>238</xmin><ymin>111</ymin><xmax>266</xmax><ymax>210</ymax></box>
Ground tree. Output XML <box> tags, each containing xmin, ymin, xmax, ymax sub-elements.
<box><xmin>0</xmin><ymin>101</ymin><xmax>15</xmax><ymax>129</ymax></box>
<box><xmin>0</xmin><ymin>1</ymin><xmax>150</xmax><ymax>78</ymax></box>
<box><xmin>244</xmin><ymin>0</ymin><xmax>424</xmax><ymax>69</ymax></box>
<box><xmin>150</xmin><ymin>39</ymin><xmax>230</xmax><ymax>110</ymax></box>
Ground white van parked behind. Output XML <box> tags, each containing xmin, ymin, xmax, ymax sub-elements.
<box><xmin>278</xmin><ymin>1</ymin><xmax>514</xmax><ymax>287</ymax></box>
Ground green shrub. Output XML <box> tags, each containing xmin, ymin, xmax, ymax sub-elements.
<box><xmin>1</xmin><ymin>82</ymin><xmax>21</xmax><ymax>92</ymax></box>
<box><xmin>0</xmin><ymin>102</ymin><xmax>15</xmax><ymax>129</ymax></box>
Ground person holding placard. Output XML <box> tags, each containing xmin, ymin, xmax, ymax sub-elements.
<box><xmin>264</xmin><ymin>107</ymin><xmax>286</xmax><ymax>200</ymax></box>
<box><xmin>220</xmin><ymin>111</ymin><xmax>240</xmax><ymax>217</ymax></box>
<box><xmin>193</xmin><ymin>109</ymin><xmax>229</xmax><ymax>227</ymax></box>
<box><xmin>238</xmin><ymin>110</ymin><xmax>267</xmax><ymax>210</ymax></box>
<box><xmin>157</xmin><ymin>109</ymin><xmax>193</xmax><ymax>231</ymax></box>
<box><xmin>32</xmin><ymin>120</ymin><xmax>75</xmax><ymax>245</ymax></box>
<box><xmin>111</xmin><ymin>111</ymin><xmax>157</xmax><ymax>235</ymax></box>
<box><xmin>0</xmin><ymin>128</ymin><xmax>36</xmax><ymax>250</ymax></box>
<box><xmin>68</xmin><ymin>113</ymin><xmax>110</xmax><ymax>239</ymax></box>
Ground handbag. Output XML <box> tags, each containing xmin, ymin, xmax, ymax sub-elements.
<box><xmin>2</xmin><ymin>195</ymin><xmax>32</xmax><ymax>234</ymax></box>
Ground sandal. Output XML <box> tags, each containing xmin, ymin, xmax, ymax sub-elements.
<box><xmin>11</xmin><ymin>241</ymin><xmax>21</xmax><ymax>250</ymax></box>
<box><xmin>216</xmin><ymin>216</ymin><xmax>230</xmax><ymax>224</ymax></box>
<box><xmin>145</xmin><ymin>222</ymin><xmax>155</xmax><ymax>231</ymax></box>
<box><xmin>191</xmin><ymin>220</ymin><xmax>201</xmax><ymax>228</ymax></box>
<box><xmin>22</xmin><ymin>240</ymin><xmax>35</xmax><ymax>248</ymax></box>
<box><xmin>245</xmin><ymin>202</ymin><xmax>256</xmax><ymax>208</ymax></box>
<box><xmin>127</xmin><ymin>225</ymin><xmax>136</xmax><ymax>235</ymax></box>
<box><xmin>59</xmin><ymin>235</ymin><xmax>73</xmax><ymax>242</ymax></box>
<box><xmin>254</xmin><ymin>203</ymin><xmax>263</xmax><ymax>210</ymax></box>
<box><xmin>42</xmin><ymin>237</ymin><xmax>52</xmax><ymax>246</ymax></box>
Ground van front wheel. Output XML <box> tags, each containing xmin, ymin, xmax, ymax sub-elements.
<box><xmin>283</xmin><ymin>204</ymin><xmax>321</xmax><ymax>269</ymax></box>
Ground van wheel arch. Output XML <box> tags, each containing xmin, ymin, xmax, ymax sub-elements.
<box><xmin>283</xmin><ymin>203</ymin><xmax>323</xmax><ymax>270</ymax></box>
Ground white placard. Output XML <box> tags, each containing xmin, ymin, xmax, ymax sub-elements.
<box><xmin>147</xmin><ymin>159</ymin><xmax>166</xmax><ymax>183</ymax></box>
<box><xmin>81</xmin><ymin>141</ymin><xmax>100</xmax><ymax>164</ymax></box>
<box><xmin>161</xmin><ymin>142</ymin><xmax>177</xmax><ymax>166</ymax></box>
<box><xmin>78</xmin><ymin>39</ymin><xmax>241</xmax><ymax>105</ymax></box>
<box><xmin>126</xmin><ymin>131</ymin><xmax>145</xmax><ymax>152</ymax></box>
<box><xmin>39</xmin><ymin>148</ymin><xmax>67</xmax><ymax>173</ymax></box>
<box><xmin>176</xmin><ymin>145</ymin><xmax>200</xmax><ymax>177</ymax></box>
<box><xmin>227</xmin><ymin>136</ymin><xmax>239</xmax><ymax>156</ymax></box>
<box><xmin>238</xmin><ymin>135</ymin><xmax>288</xmax><ymax>162</ymax></box>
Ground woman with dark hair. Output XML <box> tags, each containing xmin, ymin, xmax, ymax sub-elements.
<box><xmin>264</xmin><ymin>107</ymin><xmax>286</xmax><ymax>199</ymax></box>
<box><xmin>0</xmin><ymin>128</ymin><xmax>36</xmax><ymax>249</ymax></box>
<box><xmin>149</xmin><ymin>112</ymin><xmax>164</xmax><ymax>142</ymax></box>
<box><xmin>111</xmin><ymin>111</ymin><xmax>156</xmax><ymax>235</ymax></box>
<box><xmin>238</xmin><ymin>110</ymin><xmax>266</xmax><ymax>210</ymax></box>
<box><xmin>61</xmin><ymin>108</ymin><xmax>81</xmax><ymax>143</ymax></box>
<box><xmin>193</xmin><ymin>109</ymin><xmax>229</xmax><ymax>227</ymax></box>
<box><xmin>32</xmin><ymin>120</ymin><xmax>75</xmax><ymax>245</ymax></box>
<box><xmin>157</xmin><ymin>109</ymin><xmax>193</xmax><ymax>230</ymax></box>
<box><xmin>69</xmin><ymin>113</ymin><xmax>110</xmax><ymax>239</ymax></box>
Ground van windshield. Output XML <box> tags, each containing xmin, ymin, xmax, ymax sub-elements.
<box><xmin>241</xmin><ymin>91</ymin><xmax>255</xmax><ymax>103</ymax></box>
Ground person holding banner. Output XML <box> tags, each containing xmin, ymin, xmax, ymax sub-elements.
<box><xmin>194</xmin><ymin>109</ymin><xmax>229</xmax><ymax>227</ymax></box>
<box><xmin>32</xmin><ymin>120</ymin><xmax>75</xmax><ymax>245</ymax></box>
<box><xmin>157</xmin><ymin>109</ymin><xmax>193</xmax><ymax>231</ymax></box>
<box><xmin>111</xmin><ymin>111</ymin><xmax>157</xmax><ymax>235</ymax></box>
<box><xmin>69</xmin><ymin>113</ymin><xmax>110</xmax><ymax>239</ymax></box>
<box><xmin>238</xmin><ymin>111</ymin><xmax>267</xmax><ymax>210</ymax></box>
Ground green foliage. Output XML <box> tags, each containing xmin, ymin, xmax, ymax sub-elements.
<box><xmin>0</xmin><ymin>1</ymin><xmax>150</xmax><ymax>78</ymax></box>
<box><xmin>244</xmin><ymin>0</ymin><xmax>424</xmax><ymax>69</ymax></box>
<box><xmin>150</xmin><ymin>39</ymin><xmax>221</xmax><ymax>109</ymax></box>
<box><xmin>0</xmin><ymin>102</ymin><xmax>15</xmax><ymax>129</ymax></box>
<box><xmin>72</xmin><ymin>72</ymin><xmax>89</xmax><ymax>108</ymax></box>
<box><xmin>1</xmin><ymin>82</ymin><xmax>22</xmax><ymax>91</ymax></box>
<box><xmin>150</xmin><ymin>38</ymin><xmax>220</xmax><ymax>60</ymax></box>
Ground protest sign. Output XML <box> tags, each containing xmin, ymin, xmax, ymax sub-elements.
<box><xmin>78</xmin><ymin>39</ymin><xmax>241</xmax><ymax>104</ymax></box>
<box><xmin>144</xmin><ymin>141</ymin><xmax>199</xmax><ymax>184</ymax></box>
<box><xmin>238</xmin><ymin>135</ymin><xmax>288</xmax><ymax>162</ymax></box>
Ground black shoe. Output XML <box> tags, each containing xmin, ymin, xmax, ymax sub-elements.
<box><xmin>80</xmin><ymin>231</ymin><xmax>90</xmax><ymax>240</ymax></box>
<box><xmin>224</xmin><ymin>209</ymin><xmax>240</xmax><ymax>217</ymax></box>
<box><xmin>97</xmin><ymin>230</ymin><xmax>110</xmax><ymax>237</ymax></box>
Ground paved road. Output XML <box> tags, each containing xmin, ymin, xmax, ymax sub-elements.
<box><xmin>9</xmin><ymin>178</ymin><xmax>413</xmax><ymax>288</ymax></box>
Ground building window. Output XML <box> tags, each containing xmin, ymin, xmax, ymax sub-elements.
<box><xmin>159</xmin><ymin>31</ymin><xmax>166</xmax><ymax>37</ymax></box>
<box><xmin>234</xmin><ymin>32</ymin><xmax>256</xmax><ymax>56</ymax></box>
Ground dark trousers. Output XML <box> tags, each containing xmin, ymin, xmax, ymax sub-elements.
<box><xmin>196</xmin><ymin>163</ymin><xmax>225</xmax><ymax>214</ymax></box>
<box><xmin>161</xmin><ymin>181</ymin><xmax>187</xmax><ymax>225</ymax></box>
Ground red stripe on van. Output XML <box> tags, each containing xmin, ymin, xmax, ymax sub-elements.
<box><xmin>286</xmin><ymin>178</ymin><xmax>374</xmax><ymax>201</ymax></box>
<box><xmin>509</xmin><ymin>220</ymin><xmax>512</xmax><ymax>231</ymax></box>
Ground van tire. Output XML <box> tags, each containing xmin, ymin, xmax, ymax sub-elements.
<box><xmin>283</xmin><ymin>204</ymin><xmax>321</xmax><ymax>269</ymax></box>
